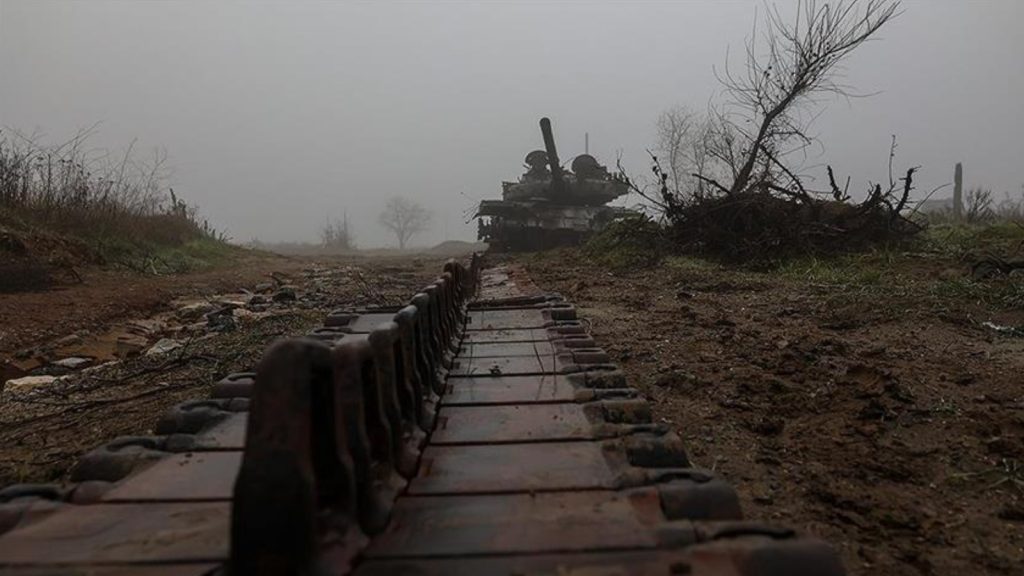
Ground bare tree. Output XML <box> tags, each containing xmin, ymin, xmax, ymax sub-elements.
<box><xmin>655</xmin><ymin>106</ymin><xmax>697</xmax><ymax>194</ymax></box>
<box><xmin>628</xmin><ymin>1</ymin><xmax>918</xmax><ymax>261</ymax></box>
<box><xmin>711</xmin><ymin>0</ymin><xmax>901</xmax><ymax>196</ymax></box>
<box><xmin>320</xmin><ymin>213</ymin><xmax>355</xmax><ymax>251</ymax></box>
<box><xmin>652</xmin><ymin>106</ymin><xmax>737</xmax><ymax>201</ymax></box>
<box><xmin>378</xmin><ymin>196</ymin><xmax>430</xmax><ymax>249</ymax></box>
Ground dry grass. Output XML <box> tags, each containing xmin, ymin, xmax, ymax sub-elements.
<box><xmin>0</xmin><ymin>127</ymin><xmax>229</xmax><ymax>282</ymax></box>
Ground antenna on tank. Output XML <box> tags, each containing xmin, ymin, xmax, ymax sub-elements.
<box><xmin>585</xmin><ymin>132</ymin><xmax>589</xmax><ymax>155</ymax></box>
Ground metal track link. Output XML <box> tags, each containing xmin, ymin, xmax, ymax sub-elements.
<box><xmin>0</xmin><ymin>257</ymin><xmax>844</xmax><ymax>575</ymax></box>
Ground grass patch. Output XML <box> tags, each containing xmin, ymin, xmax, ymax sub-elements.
<box><xmin>921</xmin><ymin>222</ymin><xmax>1024</xmax><ymax>258</ymax></box>
<box><xmin>583</xmin><ymin>215</ymin><xmax>668</xmax><ymax>271</ymax></box>
<box><xmin>663</xmin><ymin>255</ymin><xmax>722</xmax><ymax>274</ymax></box>
<box><xmin>99</xmin><ymin>236</ymin><xmax>244</xmax><ymax>274</ymax></box>
<box><xmin>775</xmin><ymin>253</ymin><xmax>895</xmax><ymax>287</ymax></box>
<box><xmin>930</xmin><ymin>276</ymin><xmax>1024</xmax><ymax>310</ymax></box>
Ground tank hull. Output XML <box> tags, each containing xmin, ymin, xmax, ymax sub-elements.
<box><xmin>477</xmin><ymin>201</ymin><xmax>632</xmax><ymax>252</ymax></box>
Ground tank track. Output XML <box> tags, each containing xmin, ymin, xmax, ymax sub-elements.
<box><xmin>0</xmin><ymin>256</ymin><xmax>845</xmax><ymax>575</ymax></box>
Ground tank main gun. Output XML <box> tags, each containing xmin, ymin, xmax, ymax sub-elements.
<box><xmin>539</xmin><ymin>117</ymin><xmax>566</xmax><ymax>197</ymax></box>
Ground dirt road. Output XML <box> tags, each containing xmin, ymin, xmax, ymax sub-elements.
<box><xmin>520</xmin><ymin>249</ymin><xmax>1024</xmax><ymax>576</ymax></box>
<box><xmin>0</xmin><ymin>251</ymin><xmax>302</xmax><ymax>359</ymax></box>
<box><xmin>0</xmin><ymin>253</ymin><xmax>451</xmax><ymax>485</ymax></box>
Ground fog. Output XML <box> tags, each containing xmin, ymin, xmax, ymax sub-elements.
<box><xmin>1</xmin><ymin>1</ymin><xmax>1021</xmax><ymax>247</ymax></box>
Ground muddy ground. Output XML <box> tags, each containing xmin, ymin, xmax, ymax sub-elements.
<box><xmin>0</xmin><ymin>253</ymin><xmax>450</xmax><ymax>485</ymax></box>
<box><xmin>519</xmin><ymin>248</ymin><xmax>1024</xmax><ymax>576</ymax></box>
<box><xmin>2</xmin><ymin>245</ymin><xmax>1021</xmax><ymax>575</ymax></box>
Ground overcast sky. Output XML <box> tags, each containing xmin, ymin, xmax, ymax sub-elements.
<box><xmin>2</xmin><ymin>1</ymin><xmax>1021</xmax><ymax>247</ymax></box>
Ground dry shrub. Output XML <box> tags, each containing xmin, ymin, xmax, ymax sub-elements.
<box><xmin>665</xmin><ymin>186</ymin><xmax>921</xmax><ymax>262</ymax></box>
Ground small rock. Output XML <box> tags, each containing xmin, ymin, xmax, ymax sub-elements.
<box><xmin>52</xmin><ymin>357</ymin><xmax>94</xmax><ymax>370</ymax></box>
<box><xmin>175</xmin><ymin>302</ymin><xmax>217</xmax><ymax>322</ymax></box>
<box><xmin>254</xmin><ymin>282</ymin><xmax>274</xmax><ymax>294</ymax></box>
<box><xmin>234</xmin><ymin>308</ymin><xmax>276</xmax><ymax>323</ymax></box>
<box><xmin>33</xmin><ymin>364</ymin><xmax>73</xmax><ymax>377</ymax></box>
<box><xmin>54</xmin><ymin>334</ymin><xmax>83</xmax><ymax>348</ymax></box>
<box><xmin>954</xmin><ymin>373</ymin><xmax>976</xmax><ymax>386</ymax></box>
<box><xmin>3</xmin><ymin>375</ymin><xmax>58</xmax><ymax>394</ymax></box>
<box><xmin>653</xmin><ymin>370</ymin><xmax>702</xmax><ymax>392</ymax></box>
<box><xmin>81</xmin><ymin>361</ymin><xmax>119</xmax><ymax>375</ymax></box>
<box><xmin>175</xmin><ymin>321</ymin><xmax>209</xmax><ymax>337</ymax></box>
<box><xmin>246</xmin><ymin>294</ymin><xmax>267</xmax><ymax>307</ymax></box>
<box><xmin>206</xmin><ymin>309</ymin><xmax>238</xmax><ymax>332</ymax></box>
<box><xmin>215</xmin><ymin>298</ymin><xmax>247</xmax><ymax>310</ymax></box>
<box><xmin>115</xmin><ymin>335</ymin><xmax>148</xmax><ymax>359</ymax></box>
<box><xmin>752</xmin><ymin>485</ymin><xmax>775</xmax><ymax>505</ymax></box>
<box><xmin>857</xmin><ymin>398</ymin><xmax>891</xmax><ymax>421</ymax></box>
<box><xmin>272</xmin><ymin>286</ymin><xmax>297</xmax><ymax>302</ymax></box>
<box><xmin>859</xmin><ymin>345</ymin><xmax>886</xmax><ymax>358</ymax></box>
<box><xmin>0</xmin><ymin>361</ymin><xmax>28</xmax><ymax>383</ymax></box>
<box><xmin>127</xmin><ymin>318</ymin><xmax>168</xmax><ymax>337</ymax></box>
<box><xmin>748</xmin><ymin>416</ymin><xmax>786</xmax><ymax>436</ymax></box>
<box><xmin>146</xmin><ymin>338</ymin><xmax>184</xmax><ymax>357</ymax></box>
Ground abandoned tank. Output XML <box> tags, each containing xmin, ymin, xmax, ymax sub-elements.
<box><xmin>476</xmin><ymin>117</ymin><xmax>633</xmax><ymax>251</ymax></box>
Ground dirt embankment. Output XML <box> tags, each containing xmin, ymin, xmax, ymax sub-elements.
<box><xmin>521</xmin><ymin>249</ymin><xmax>1024</xmax><ymax>576</ymax></box>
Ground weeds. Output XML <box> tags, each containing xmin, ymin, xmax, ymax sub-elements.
<box><xmin>950</xmin><ymin>459</ymin><xmax>1024</xmax><ymax>494</ymax></box>
<box><xmin>0</xmin><ymin>128</ymin><xmax>228</xmax><ymax>277</ymax></box>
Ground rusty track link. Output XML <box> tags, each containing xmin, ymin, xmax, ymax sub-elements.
<box><xmin>0</xmin><ymin>256</ymin><xmax>845</xmax><ymax>575</ymax></box>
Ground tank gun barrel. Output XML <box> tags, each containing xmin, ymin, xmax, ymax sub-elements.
<box><xmin>539</xmin><ymin>117</ymin><xmax>566</xmax><ymax>195</ymax></box>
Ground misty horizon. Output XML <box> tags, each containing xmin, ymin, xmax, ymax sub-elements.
<box><xmin>2</xmin><ymin>0</ymin><xmax>1021</xmax><ymax>247</ymax></box>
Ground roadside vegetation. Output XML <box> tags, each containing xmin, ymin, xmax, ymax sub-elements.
<box><xmin>584</xmin><ymin>0</ymin><xmax>1023</xmax><ymax>313</ymax></box>
<box><xmin>0</xmin><ymin>128</ymin><xmax>235</xmax><ymax>291</ymax></box>
<box><xmin>585</xmin><ymin>220</ymin><xmax>1024</xmax><ymax>328</ymax></box>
